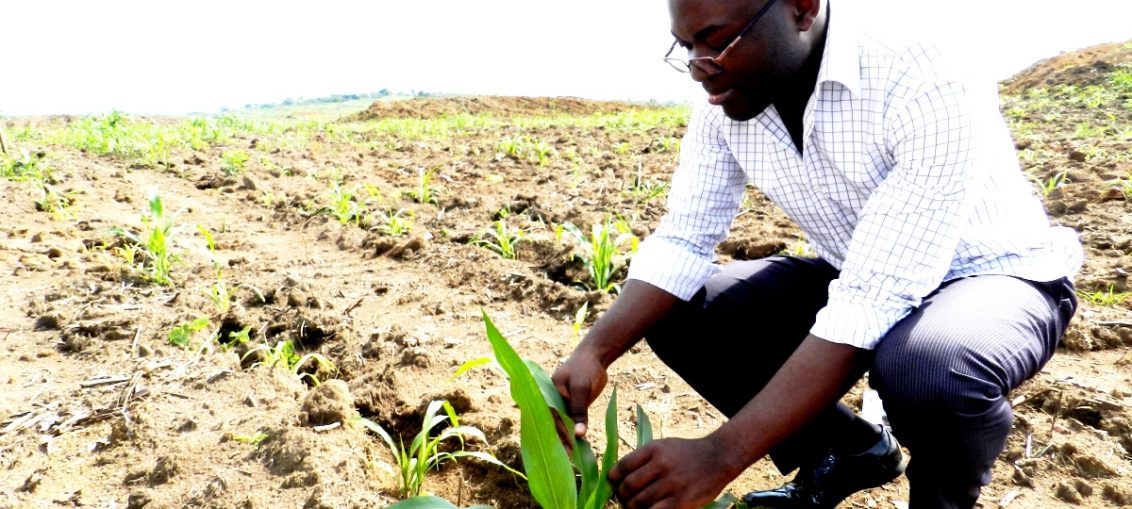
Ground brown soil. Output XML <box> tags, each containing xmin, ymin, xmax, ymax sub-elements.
<box><xmin>2</xmin><ymin>43</ymin><xmax>1131</xmax><ymax>509</ymax></box>
<box><xmin>347</xmin><ymin>96</ymin><xmax>663</xmax><ymax>121</ymax></box>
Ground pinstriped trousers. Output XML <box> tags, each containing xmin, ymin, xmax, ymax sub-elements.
<box><xmin>643</xmin><ymin>256</ymin><xmax>1077</xmax><ymax>509</ymax></box>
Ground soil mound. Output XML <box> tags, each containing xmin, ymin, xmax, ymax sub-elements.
<box><xmin>346</xmin><ymin>95</ymin><xmax>660</xmax><ymax>121</ymax></box>
<box><xmin>1002</xmin><ymin>40</ymin><xmax>1132</xmax><ymax>94</ymax></box>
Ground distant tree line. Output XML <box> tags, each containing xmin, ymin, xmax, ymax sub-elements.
<box><xmin>242</xmin><ymin>89</ymin><xmax>447</xmax><ymax>110</ymax></box>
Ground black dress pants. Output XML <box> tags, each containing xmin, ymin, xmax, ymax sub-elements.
<box><xmin>643</xmin><ymin>256</ymin><xmax>1077</xmax><ymax>509</ymax></box>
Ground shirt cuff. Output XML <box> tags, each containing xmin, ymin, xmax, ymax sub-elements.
<box><xmin>627</xmin><ymin>236</ymin><xmax>720</xmax><ymax>301</ymax></box>
<box><xmin>809</xmin><ymin>296</ymin><xmax>914</xmax><ymax>350</ymax></box>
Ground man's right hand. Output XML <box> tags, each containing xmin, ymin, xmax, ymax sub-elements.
<box><xmin>552</xmin><ymin>346</ymin><xmax>608</xmax><ymax>438</ymax></box>
<box><xmin>548</xmin><ymin>280</ymin><xmax>683</xmax><ymax>442</ymax></box>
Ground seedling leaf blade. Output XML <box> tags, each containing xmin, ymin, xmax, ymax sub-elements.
<box><xmin>451</xmin><ymin>357</ymin><xmax>493</xmax><ymax>381</ymax></box>
<box><xmin>635</xmin><ymin>403</ymin><xmax>653</xmax><ymax>447</ymax></box>
<box><xmin>483</xmin><ymin>311</ymin><xmax>576</xmax><ymax>509</ymax></box>
<box><xmin>573</xmin><ymin>439</ymin><xmax>599</xmax><ymax>509</ymax></box>
<box><xmin>586</xmin><ymin>387</ymin><xmax>618</xmax><ymax>509</ymax></box>
<box><xmin>384</xmin><ymin>496</ymin><xmax>460</xmax><ymax>509</ymax></box>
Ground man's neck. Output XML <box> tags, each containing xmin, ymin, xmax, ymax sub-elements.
<box><xmin>774</xmin><ymin>4</ymin><xmax>830</xmax><ymax>153</ymax></box>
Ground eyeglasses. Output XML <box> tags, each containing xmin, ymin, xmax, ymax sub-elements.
<box><xmin>663</xmin><ymin>0</ymin><xmax>779</xmax><ymax>74</ymax></box>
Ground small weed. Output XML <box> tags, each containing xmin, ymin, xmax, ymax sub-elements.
<box><xmin>169</xmin><ymin>317</ymin><xmax>211</xmax><ymax>348</ymax></box>
<box><xmin>1076</xmin><ymin>285</ymin><xmax>1132</xmax><ymax>307</ymax></box>
<box><xmin>232</xmin><ymin>431</ymin><xmax>269</xmax><ymax>447</ymax></box>
<box><xmin>1036</xmin><ymin>172</ymin><xmax>1068</xmax><ymax>197</ymax></box>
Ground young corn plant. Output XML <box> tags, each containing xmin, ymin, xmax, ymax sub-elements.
<box><xmin>112</xmin><ymin>191</ymin><xmax>177</xmax><ymax>285</ymax></box>
<box><xmin>564</xmin><ymin>220</ymin><xmax>639</xmax><ymax>294</ymax></box>
<box><xmin>220</xmin><ymin>149</ymin><xmax>250</xmax><ymax>176</ymax></box>
<box><xmin>198</xmin><ymin>225</ymin><xmax>233</xmax><ymax>313</ymax></box>
<box><xmin>381</xmin><ymin>313</ymin><xmax>743</xmax><ymax>509</ymax></box>
<box><xmin>242</xmin><ymin>339</ymin><xmax>338</xmax><ymax>385</ymax></box>
<box><xmin>571</xmin><ymin>302</ymin><xmax>589</xmax><ymax>346</ymax></box>
<box><xmin>353</xmin><ymin>400</ymin><xmax>519</xmax><ymax>499</ymax></box>
<box><xmin>407</xmin><ymin>166</ymin><xmax>440</xmax><ymax>205</ymax></box>
<box><xmin>34</xmin><ymin>180</ymin><xmax>75</xmax><ymax>220</ymax></box>
<box><xmin>371</xmin><ymin>208</ymin><xmax>414</xmax><ymax>236</ymax></box>
<box><xmin>328</xmin><ymin>181</ymin><xmax>365</xmax><ymax>225</ymax></box>
<box><xmin>472</xmin><ymin>219</ymin><xmax>524</xmax><ymax>259</ymax></box>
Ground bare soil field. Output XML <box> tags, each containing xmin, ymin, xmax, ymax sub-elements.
<box><xmin>2</xmin><ymin>42</ymin><xmax>1130</xmax><ymax>509</ymax></box>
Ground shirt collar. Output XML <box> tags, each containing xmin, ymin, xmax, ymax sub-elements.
<box><xmin>815</xmin><ymin>2</ymin><xmax>861</xmax><ymax>96</ymax></box>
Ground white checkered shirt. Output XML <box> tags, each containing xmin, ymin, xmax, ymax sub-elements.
<box><xmin>627</xmin><ymin>8</ymin><xmax>1083</xmax><ymax>350</ymax></box>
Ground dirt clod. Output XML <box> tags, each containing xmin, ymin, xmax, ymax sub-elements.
<box><xmin>298</xmin><ymin>379</ymin><xmax>354</xmax><ymax>426</ymax></box>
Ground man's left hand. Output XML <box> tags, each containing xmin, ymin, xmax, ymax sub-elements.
<box><xmin>608</xmin><ymin>436</ymin><xmax>739</xmax><ymax>509</ymax></box>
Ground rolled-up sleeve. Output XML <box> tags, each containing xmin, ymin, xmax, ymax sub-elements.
<box><xmin>811</xmin><ymin>79</ymin><xmax>974</xmax><ymax>349</ymax></box>
<box><xmin>627</xmin><ymin>104</ymin><xmax>747</xmax><ymax>300</ymax></box>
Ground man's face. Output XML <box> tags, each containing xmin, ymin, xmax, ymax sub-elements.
<box><xmin>668</xmin><ymin>0</ymin><xmax>807</xmax><ymax>121</ymax></box>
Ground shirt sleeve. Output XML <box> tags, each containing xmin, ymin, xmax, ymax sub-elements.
<box><xmin>810</xmin><ymin>78</ymin><xmax>974</xmax><ymax>349</ymax></box>
<box><xmin>627</xmin><ymin>103</ymin><xmax>747</xmax><ymax>300</ymax></box>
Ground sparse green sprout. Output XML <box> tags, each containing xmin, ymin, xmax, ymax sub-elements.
<box><xmin>407</xmin><ymin>166</ymin><xmax>439</xmax><ymax>205</ymax></box>
<box><xmin>112</xmin><ymin>190</ymin><xmax>177</xmax><ymax>285</ymax></box>
<box><xmin>232</xmin><ymin>431</ymin><xmax>269</xmax><ymax>447</ymax></box>
<box><xmin>198</xmin><ymin>225</ymin><xmax>234</xmax><ymax>313</ymax></box>
<box><xmin>1076</xmin><ymin>285</ymin><xmax>1132</xmax><ymax>307</ymax></box>
<box><xmin>571</xmin><ymin>302</ymin><xmax>589</xmax><ymax>345</ymax></box>
<box><xmin>563</xmin><ymin>219</ymin><xmax>640</xmax><ymax>294</ymax></box>
<box><xmin>169</xmin><ymin>317</ymin><xmax>211</xmax><ymax>348</ymax></box>
<box><xmin>328</xmin><ymin>181</ymin><xmax>365</xmax><ymax>225</ymax></box>
<box><xmin>1037</xmin><ymin>172</ymin><xmax>1068</xmax><ymax>197</ymax></box>
<box><xmin>371</xmin><ymin>208</ymin><xmax>414</xmax><ymax>236</ymax></box>
<box><xmin>352</xmin><ymin>400</ymin><xmax>519</xmax><ymax>499</ymax></box>
<box><xmin>629</xmin><ymin>160</ymin><xmax>669</xmax><ymax>204</ymax></box>
<box><xmin>242</xmin><ymin>339</ymin><xmax>338</xmax><ymax>385</ymax></box>
<box><xmin>34</xmin><ymin>181</ymin><xmax>74</xmax><ymax>219</ymax></box>
<box><xmin>221</xmin><ymin>149</ymin><xmax>250</xmax><ymax>176</ymax></box>
<box><xmin>472</xmin><ymin>219</ymin><xmax>524</xmax><ymax>259</ymax></box>
<box><xmin>0</xmin><ymin>149</ymin><xmax>47</xmax><ymax>181</ymax></box>
<box><xmin>650</xmin><ymin>136</ymin><xmax>680</xmax><ymax>153</ymax></box>
<box><xmin>222</xmin><ymin>326</ymin><xmax>252</xmax><ymax>352</ymax></box>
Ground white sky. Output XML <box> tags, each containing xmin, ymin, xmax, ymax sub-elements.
<box><xmin>1</xmin><ymin>1</ymin><xmax>1130</xmax><ymax>116</ymax></box>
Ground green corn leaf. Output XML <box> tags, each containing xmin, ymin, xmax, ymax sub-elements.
<box><xmin>483</xmin><ymin>311</ymin><xmax>576</xmax><ymax>509</ymax></box>
<box><xmin>698</xmin><ymin>492</ymin><xmax>741</xmax><ymax>509</ymax></box>
<box><xmin>383</xmin><ymin>495</ymin><xmax>494</xmax><ymax>509</ymax></box>
<box><xmin>635</xmin><ymin>403</ymin><xmax>653</xmax><ymax>447</ymax></box>
<box><xmin>451</xmin><ymin>357</ymin><xmax>494</xmax><ymax>381</ymax></box>
<box><xmin>585</xmin><ymin>387</ymin><xmax>618</xmax><ymax>509</ymax></box>
<box><xmin>574</xmin><ymin>440</ymin><xmax>600</xmax><ymax>509</ymax></box>
<box><xmin>450</xmin><ymin>450</ymin><xmax>527</xmax><ymax>480</ymax></box>
<box><xmin>525</xmin><ymin>359</ymin><xmax>573</xmax><ymax>428</ymax></box>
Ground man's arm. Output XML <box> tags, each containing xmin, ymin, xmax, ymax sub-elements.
<box><xmin>609</xmin><ymin>334</ymin><xmax>867</xmax><ymax>509</ymax></box>
<box><xmin>553</xmin><ymin>279</ymin><xmax>680</xmax><ymax>436</ymax></box>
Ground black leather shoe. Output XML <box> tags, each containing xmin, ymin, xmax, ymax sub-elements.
<box><xmin>742</xmin><ymin>427</ymin><xmax>908</xmax><ymax>509</ymax></box>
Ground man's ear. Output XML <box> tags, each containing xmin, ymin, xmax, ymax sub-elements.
<box><xmin>791</xmin><ymin>0</ymin><xmax>822</xmax><ymax>32</ymax></box>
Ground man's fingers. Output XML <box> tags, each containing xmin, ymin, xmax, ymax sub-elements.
<box><xmin>621</xmin><ymin>471</ymin><xmax>667</xmax><ymax>509</ymax></box>
<box><xmin>609</xmin><ymin>443</ymin><xmax>654</xmax><ymax>485</ymax></box>
<box><xmin>615</xmin><ymin>457</ymin><xmax>662</xmax><ymax>504</ymax></box>
<box><xmin>567</xmin><ymin>380</ymin><xmax>591</xmax><ymax>437</ymax></box>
